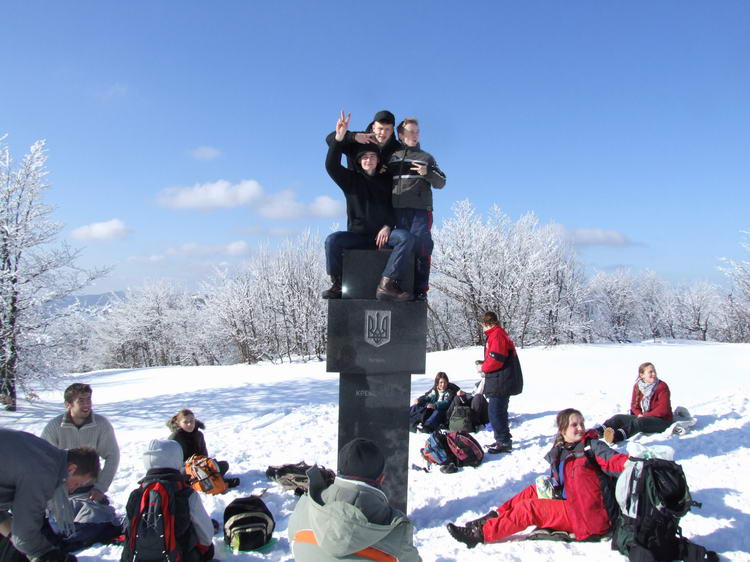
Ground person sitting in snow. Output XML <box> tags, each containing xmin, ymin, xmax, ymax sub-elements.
<box><xmin>120</xmin><ymin>439</ymin><xmax>215</xmax><ymax>562</ymax></box>
<box><xmin>597</xmin><ymin>362</ymin><xmax>673</xmax><ymax>444</ymax></box>
<box><xmin>288</xmin><ymin>438</ymin><xmax>422</xmax><ymax>561</ymax></box>
<box><xmin>447</xmin><ymin>408</ymin><xmax>630</xmax><ymax>548</ymax></box>
<box><xmin>410</xmin><ymin>372</ymin><xmax>456</xmax><ymax>433</ymax></box>
<box><xmin>167</xmin><ymin>408</ymin><xmax>239</xmax><ymax>489</ymax></box>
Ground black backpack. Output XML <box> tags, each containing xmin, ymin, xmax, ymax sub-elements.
<box><xmin>611</xmin><ymin>458</ymin><xmax>717</xmax><ymax>562</ymax></box>
<box><xmin>266</xmin><ymin>462</ymin><xmax>335</xmax><ymax>496</ymax></box>
<box><xmin>223</xmin><ymin>496</ymin><xmax>275</xmax><ymax>551</ymax></box>
<box><xmin>121</xmin><ymin>474</ymin><xmax>196</xmax><ymax>562</ymax></box>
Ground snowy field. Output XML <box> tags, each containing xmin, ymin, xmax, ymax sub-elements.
<box><xmin>2</xmin><ymin>340</ymin><xmax>749</xmax><ymax>561</ymax></box>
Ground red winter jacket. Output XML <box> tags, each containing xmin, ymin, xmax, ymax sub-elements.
<box><xmin>630</xmin><ymin>380</ymin><xmax>673</xmax><ymax>423</ymax></box>
<box><xmin>481</xmin><ymin>325</ymin><xmax>515</xmax><ymax>373</ymax></box>
<box><xmin>545</xmin><ymin>431</ymin><xmax>629</xmax><ymax>540</ymax></box>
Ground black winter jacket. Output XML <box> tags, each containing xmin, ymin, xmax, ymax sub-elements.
<box><xmin>388</xmin><ymin>144</ymin><xmax>446</xmax><ymax>211</ymax></box>
<box><xmin>168</xmin><ymin>420</ymin><xmax>208</xmax><ymax>462</ymax></box>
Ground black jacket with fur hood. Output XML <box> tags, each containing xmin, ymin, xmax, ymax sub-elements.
<box><xmin>167</xmin><ymin>419</ymin><xmax>208</xmax><ymax>461</ymax></box>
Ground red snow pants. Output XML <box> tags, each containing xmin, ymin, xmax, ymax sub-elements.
<box><xmin>482</xmin><ymin>484</ymin><xmax>575</xmax><ymax>542</ymax></box>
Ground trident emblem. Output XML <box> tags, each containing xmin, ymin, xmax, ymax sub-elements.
<box><xmin>365</xmin><ymin>310</ymin><xmax>391</xmax><ymax>348</ymax></box>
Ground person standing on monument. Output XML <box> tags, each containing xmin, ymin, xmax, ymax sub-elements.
<box><xmin>387</xmin><ymin>118</ymin><xmax>446</xmax><ymax>301</ymax></box>
<box><xmin>322</xmin><ymin>111</ymin><xmax>416</xmax><ymax>302</ymax></box>
<box><xmin>288</xmin><ymin>438</ymin><xmax>422</xmax><ymax>561</ymax></box>
<box><xmin>325</xmin><ymin>109</ymin><xmax>402</xmax><ymax>170</ymax></box>
<box><xmin>477</xmin><ymin>311</ymin><xmax>520</xmax><ymax>454</ymax></box>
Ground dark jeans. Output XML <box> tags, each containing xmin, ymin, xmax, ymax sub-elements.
<box><xmin>603</xmin><ymin>414</ymin><xmax>671</xmax><ymax>442</ymax></box>
<box><xmin>488</xmin><ymin>394</ymin><xmax>511</xmax><ymax>445</ymax></box>
<box><xmin>424</xmin><ymin>407</ymin><xmax>447</xmax><ymax>429</ymax></box>
<box><xmin>324</xmin><ymin>229</ymin><xmax>415</xmax><ymax>279</ymax></box>
<box><xmin>394</xmin><ymin>209</ymin><xmax>433</xmax><ymax>291</ymax></box>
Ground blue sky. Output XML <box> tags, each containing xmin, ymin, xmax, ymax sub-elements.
<box><xmin>2</xmin><ymin>1</ymin><xmax>748</xmax><ymax>293</ymax></box>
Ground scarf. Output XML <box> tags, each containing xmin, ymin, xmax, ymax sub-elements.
<box><xmin>47</xmin><ymin>483</ymin><xmax>75</xmax><ymax>537</ymax></box>
<box><xmin>637</xmin><ymin>377</ymin><xmax>659</xmax><ymax>413</ymax></box>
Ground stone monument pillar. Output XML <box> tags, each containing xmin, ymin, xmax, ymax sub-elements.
<box><xmin>327</xmin><ymin>249</ymin><xmax>427</xmax><ymax>513</ymax></box>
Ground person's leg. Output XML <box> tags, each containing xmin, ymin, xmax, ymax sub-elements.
<box><xmin>217</xmin><ymin>460</ymin><xmax>229</xmax><ymax>476</ymax></box>
<box><xmin>472</xmin><ymin>394</ymin><xmax>490</xmax><ymax>426</ymax></box>
<box><xmin>482</xmin><ymin>498</ymin><xmax>574</xmax><ymax>542</ymax></box>
<box><xmin>382</xmin><ymin>228</ymin><xmax>416</xmax><ymax>281</ymax></box>
<box><xmin>603</xmin><ymin>414</ymin><xmax>639</xmax><ymax>443</ymax></box>
<box><xmin>424</xmin><ymin>408</ymin><xmax>447</xmax><ymax>430</ymax></box>
<box><xmin>407</xmin><ymin>210</ymin><xmax>434</xmax><ymax>295</ymax></box>
<box><xmin>488</xmin><ymin>394</ymin><xmax>511</xmax><ymax>446</ymax></box>
<box><xmin>633</xmin><ymin>416</ymin><xmax>672</xmax><ymax>435</ymax></box>
<box><xmin>324</xmin><ymin>231</ymin><xmax>372</xmax><ymax>277</ymax></box>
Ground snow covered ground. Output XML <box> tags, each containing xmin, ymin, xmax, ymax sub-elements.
<box><xmin>2</xmin><ymin>340</ymin><xmax>749</xmax><ymax>561</ymax></box>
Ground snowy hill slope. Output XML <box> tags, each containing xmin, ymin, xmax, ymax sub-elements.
<box><xmin>2</xmin><ymin>341</ymin><xmax>749</xmax><ymax>561</ymax></box>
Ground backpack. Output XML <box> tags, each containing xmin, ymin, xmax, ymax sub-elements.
<box><xmin>611</xmin><ymin>457</ymin><xmax>717</xmax><ymax>562</ymax></box>
<box><xmin>185</xmin><ymin>455</ymin><xmax>228</xmax><ymax>495</ymax></box>
<box><xmin>121</xmin><ymin>475</ymin><xmax>195</xmax><ymax>562</ymax></box>
<box><xmin>420</xmin><ymin>431</ymin><xmax>484</xmax><ymax>469</ymax></box>
<box><xmin>265</xmin><ymin>462</ymin><xmax>335</xmax><ymax>496</ymax></box>
<box><xmin>447</xmin><ymin>396</ymin><xmax>475</xmax><ymax>433</ymax></box>
<box><xmin>223</xmin><ymin>496</ymin><xmax>275</xmax><ymax>552</ymax></box>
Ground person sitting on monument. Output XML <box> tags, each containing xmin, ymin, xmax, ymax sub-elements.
<box><xmin>288</xmin><ymin>438</ymin><xmax>422</xmax><ymax>561</ymax></box>
<box><xmin>325</xmin><ymin>109</ymin><xmax>403</xmax><ymax>171</ymax></box>
<box><xmin>410</xmin><ymin>372</ymin><xmax>456</xmax><ymax>433</ymax></box>
<box><xmin>322</xmin><ymin>111</ymin><xmax>416</xmax><ymax>302</ymax></box>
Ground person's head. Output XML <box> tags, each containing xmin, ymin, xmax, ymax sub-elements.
<box><xmin>434</xmin><ymin>371</ymin><xmax>449</xmax><ymax>391</ymax></box>
<box><xmin>66</xmin><ymin>447</ymin><xmax>100</xmax><ymax>492</ymax></box>
<box><xmin>555</xmin><ymin>408</ymin><xmax>585</xmax><ymax>445</ymax></box>
<box><xmin>397</xmin><ymin>118</ymin><xmax>420</xmax><ymax>148</ymax></box>
<box><xmin>338</xmin><ymin>438</ymin><xmax>386</xmax><ymax>486</ymax></box>
<box><xmin>143</xmin><ymin>439</ymin><xmax>183</xmax><ymax>472</ymax></box>
<box><xmin>370</xmin><ymin>110</ymin><xmax>395</xmax><ymax>147</ymax></box>
<box><xmin>64</xmin><ymin>383</ymin><xmax>93</xmax><ymax>421</ymax></box>
<box><xmin>355</xmin><ymin>144</ymin><xmax>380</xmax><ymax>176</ymax></box>
<box><xmin>170</xmin><ymin>408</ymin><xmax>196</xmax><ymax>433</ymax></box>
<box><xmin>638</xmin><ymin>362</ymin><xmax>657</xmax><ymax>383</ymax></box>
<box><xmin>480</xmin><ymin>311</ymin><xmax>499</xmax><ymax>330</ymax></box>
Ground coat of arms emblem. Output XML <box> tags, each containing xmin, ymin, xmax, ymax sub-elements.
<box><xmin>365</xmin><ymin>310</ymin><xmax>391</xmax><ymax>347</ymax></box>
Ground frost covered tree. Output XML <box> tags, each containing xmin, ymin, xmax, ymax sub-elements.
<box><xmin>588</xmin><ymin>269</ymin><xmax>640</xmax><ymax>343</ymax></box>
<box><xmin>718</xmin><ymin>231</ymin><xmax>750</xmax><ymax>342</ymax></box>
<box><xmin>674</xmin><ymin>281</ymin><xmax>719</xmax><ymax>341</ymax></box>
<box><xmin>0</xmin><ymin>138</ymin><xmax>101</xmax><ymax>410</ymax></box>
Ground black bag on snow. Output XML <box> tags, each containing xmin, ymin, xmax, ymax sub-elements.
<box><xmin>447</xmin><ymin>395</ymin><xmax>475</xmax><ymax>432</ymax></box>
<box><xmin>266</xmin><ymin>462</ymin><xmax>335</xmax><ymax>496</ymax></box>
<box><xmin>611</xmin><ymin>458</ymin><xmax>717</xmax><ymax>562</ymax></box>
<box><xmin>121</xmin><ymin>473</ymin><xmax>200</xmax><ymax>562</ymax></box>
<box><xmin>223</xmin><ymin>496</ymin><xmax>275</xmax><ymax>552</ymax></box>
<box><xmin>409</xmin><ymin>404</ymin><xmax>430</xmax><ymax>433</ymax></box>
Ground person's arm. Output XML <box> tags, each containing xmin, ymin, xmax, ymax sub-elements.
<box><xmin>197</xmin><ymin>431</ymin><xmax>208</xmax><ymax>457</ymax></box>
<box><xmin>481</xmin><ymin>332</ymin><xmax>512</xmax><ymax>373</ymax></box>
<box><xmin>425</xmin><ymin>154</ymin><xmax>446</xmax><ymax>189</ymax></box>
<box><xmin>630</xmin><ymin>384</ymin><xmax>643</xmax><ymax>416</ymax></box>
<box><xmin>589</xmin><ymin>440</ymin><xmax>630</xmax><ymax>475</ymax></box>
<box><xmin>641</xmin><ymin>382</ymin><xmax>672</xmax><ymax>420</ymax></box>
<box><xmin>187</xmin><ymin>493</ymin><xmax>214</xmax><ymax>546</ymax></box>
<box><xmin>10</xmin><ymin>475</ymin><xmax>57</xmax><ymax>558</ymax></box>
<box><xmin>39</xmin><ymin>418</ymin><xmax>60</xmax><ymax>447</ymax></box>
<box><xmin>435</xmin><ymin>390</ymin><xmax>454</xmax><ymax>411</ymax></box>
<box><xmin>93</xmin><ymin>417</ymin><xmax>120</xmax><ymax>494</ymax></box>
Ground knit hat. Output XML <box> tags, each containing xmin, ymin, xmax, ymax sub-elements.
<box><xmin>143</xmin><ymin>439</ymin><xmax>183</xmax><ymax>471</ymax></box>
<box><xmin>354</xmin><ymin>143</ymin><xmax>380</xmax><ymax>163</ymax></box>
<box><xmin>338</xmin><ymin>438</ymin><xmax>385</xmax><ymax>481</ymax></box>
<box><xmin>372</xmin><ymin>110</ymin><xmax>395</xmax><ymax>125</ymax></box>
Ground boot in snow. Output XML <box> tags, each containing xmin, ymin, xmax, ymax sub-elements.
<box><xmin>447</xmin><ymin>522</ymin><xmax>484</xmax><ymax>549</ymax></box>
<box><xmin>375</xmin><ymin>277</ymin><xmax>411</xmax><ymax>302</ymax></box>
<box><xmin>322</xmin><ymin>276</ymin><xmax>342</xmax><ymax>299</ymax></box>
<box><xmin>466</xmin><ymin>511</ymin><xmax>498</xmax><ymax>531</ymax></box>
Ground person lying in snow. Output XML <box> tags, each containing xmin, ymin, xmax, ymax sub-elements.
<box><xmin>410</xmin><ymin>372</ymin><xmax>456</xmax><ymax>432</ymax></box>
<box><xmin>167</xmin><ymin>408</ymin><xmax>239</xmax><ymax>489</ymax></box>
<box><xmin>447</xmin><ymin>408</ymin><xmax>629</xmax><ymax>548</ymax></box>
<box><xmin>288</xmin><ymin>438</ymin><xmax>421</xmax><ymax>561</ymax></box>
<box><xmin>597</xmin><ymin>362</ymin><xmax>673</xmax><ymax>444</ymax></box>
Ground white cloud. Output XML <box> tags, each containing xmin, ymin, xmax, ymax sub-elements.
<box><xmin>157</xmin><ymin>179</ymin><xmax>264</xmax><ymax>209</ymax></box>
<box><xmin>225</xmin><ymin>240</ymin><xmax>250</xmax><ymax>256</ymax></box>
<box><xmin>128</xmin><ymin>254</ymin><xmax>164</xmax><ymax>263</ymax></box>
<box><xmin>70</xmin><ymin>219</ymin><xmax>128</xmax><ymax>241</ymax></box>
<box><xmin>96</xmin><ymin>82</ymin><xmax>129</xmax><ymax>101</ymax></box>
<box><xmin>190</xmin><ymin>146</ymin><xmax>222</xmax><ymax>161</ymax></box>
<box><xmin>568</xmin><ymin>228</ymin><xmax>638</xmax><ymax>247</ymax></box>
<box><xmin>165</xmin><ymin>241</ymin><xmax>250</xmax><ymax>257</ymax></box>
<box><xmin>258</xmin><ymin>190</ymin><xmax>306</xmax><ymax>220</ymax></box>
<box><xmin>309</xmin><ymin>195</ymin><xmax>345</xmax><ymax>218</ymax></box>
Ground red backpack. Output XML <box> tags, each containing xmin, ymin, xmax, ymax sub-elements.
<box><xmin>421</xmin><ymin>430</ymin><xmax>484</xmax><ymax>468</ymax></box>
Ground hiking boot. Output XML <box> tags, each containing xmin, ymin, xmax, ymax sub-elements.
<box><xmin>225</xmin><ymin>477</ymin><xmax>240</xmax><ymax>489</ymax></box>
<box><xmin>447</xmin><ymin>522</ymin><xmax>484</xmax><ymax>549</ymax></box>
<box><xmin>440</xmin><ymin>462</ymin><xmax>458</xmax><ymax>474</ymax></box>
<box><xmin>603</xmin><ymin>427</ymin><xmax>615</xmax><ymax>444</ymax></box>
<box><xmin>414</xmin><ymin>290</ymin><xmax>428</xmax><ymax>302</ymax></box>
<box><xmin>466</xmin><ymin>511</ymin><xmax>498</xmax><ymax>531</ymax></box>
<box><xmin>375</xmin><ymin>276</ymin><xmax>411</xmax><ymax>302</ymax></box>
<box><xmin>322</xmin><ymin>276</ymin><xmax>342</xmax><ymax>299</ymax></box>
<box><xmin>487</xmin><ymin>442</ymin><xmax>512</xmax><ymax>454</ymax></box>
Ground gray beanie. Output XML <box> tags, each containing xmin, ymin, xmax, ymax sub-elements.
<box><xmin>338</xmin><ymin>438</ymin><xmax>385</xmax><ymax>481</ymax></box>
<box><xmin>143</xmin><ymin>439</ymin><xmax>183</xmax><ymax>471</ymax></box>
